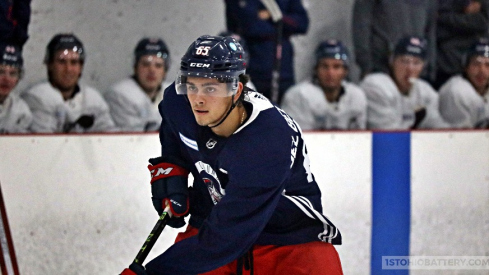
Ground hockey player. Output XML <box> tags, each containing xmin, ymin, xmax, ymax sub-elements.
<box><xmin>21</xmin><ymin>33</ymin><xmax>116</xmax><ymax>133</ymax></box>
<box><xmin>0</xmin><ymin>43</ymin><xmax>32</xmax><ymax>133</ymax></box>
<box><xmin>121</xmin><ymin>35</ymin><xmax>342</xmax><ymax>275</ymax></box>
<box><xmin>361</xmin><ymin>36</ymin><xmax>449</xmax><ymax>130</ymax></box>
<box><xmin>281</xmin><ymin>39</ymin><xmax>367</xmax><ymax>130</ymax></box>
<box><xmin>104</xmin><ymin>38</ymin><xmax>172</xmax><ymax>132</ymax></box>
<box><xmin>439</xmin><ymin>37</ymin><xmax>489</xmax><ymax>128</ymax></box>
<box><xmin>224</xmin><ymin>0</ymin><xmax>309</xmax><ymax>105</ymax></box>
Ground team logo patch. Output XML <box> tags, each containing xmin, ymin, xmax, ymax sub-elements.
<box><xmin>206</xmin><ymin>138</ymin><xmax>217</xmax><ymax>149</ymax></box>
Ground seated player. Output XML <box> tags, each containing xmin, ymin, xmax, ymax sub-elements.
<box><xmin>0</xmin><ymin>43</ymin><xmax>32</xmax><ymax>133</ymax></box>
<box><xmin>21</xmin><ymin>33</ymin><xmax>116</xmax><ymax>133</ymax></box>
<box><xmin>105</xmin><ymin>38</ymin><xmax>171</xmax><ymax>132</ymax></box>
<box><xmin>360</xmin><ymin>36</ymin><xmax>449</xmax><ymax>130</ymax></box>
<box><xmin>281</xmin><ymin>39</ymin><xmax>367</xmax><ymax>130</ymax></box>
<box><xmin>438</xmin><ymin>37</ymin><xmax>489</xmax><ymax>129</ymax></box>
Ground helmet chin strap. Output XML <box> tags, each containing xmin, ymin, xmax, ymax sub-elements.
<box><xmin>208</xmin><ymin>96</ymin><xmax>238</xmax><ymax>128</ymax></box>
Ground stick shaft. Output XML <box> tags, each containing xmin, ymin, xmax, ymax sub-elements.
<box><xmin>133</xmin><ymin>207</ymin><xmax>171</xmax><ymax>264</ymax></box>
<box><xmin>270</xmin><ymin>19</ymin><xmax>283</xmax><ymax>104</ymax></box>
<box><xmin>260</xmin><ymin>0</ymin><xmax>284</xmax><ymax>104</ymax></box>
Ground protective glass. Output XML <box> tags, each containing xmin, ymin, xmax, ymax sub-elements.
<box><xmin>175</xmin><ymin>71</ymin><xmax>239</xmax><ymax>97</ymax></box>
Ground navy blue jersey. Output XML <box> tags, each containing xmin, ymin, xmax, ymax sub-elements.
<box><xmin>224</xmin><ymin>0</ymin><xmax>309</xmax><ymax>81</ymax></box>
<box><xmin>0</xmin><ymin>0</ymin><xmax>31</xmax><ymax>47</ymax></box>
<box><xmin>145</xmin><ymin>84</ymin><xmax>341</xmax><ymax>275</ymax></box>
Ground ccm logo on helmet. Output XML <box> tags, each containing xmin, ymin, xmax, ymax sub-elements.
<box><xmin>190</xmin><ymin>62</ymin><xmax>210</xmax><ymax>68</ymax></box>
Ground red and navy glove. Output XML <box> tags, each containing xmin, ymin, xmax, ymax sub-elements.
<box><xmin>148</xmin><ymin>156</ymin><xmax>190</xmax><ymax>228</ymax></box>
<box><xmin>121</xmin><ymin>263</ymin><xmax>149</xmax><ymax>275</ymax></box>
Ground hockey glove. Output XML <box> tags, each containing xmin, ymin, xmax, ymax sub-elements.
<box><xmin>412</xmin><ymin>107</ymin><xmax>426</xmax><ymax>129</ymax></box>
<box><xmin>148</xmin><ymin>156</ymin><xmax>190</xmax><ymax>228</ymax></box>
<box><xmin>121</xmin><ymin>262</ymin><xmax>149</xmax><ymax>275</ymax></box>
<box><xmin>63</xmin><ymin>114</ymin><xmax>95</xmax><ymax>132</ymax></box>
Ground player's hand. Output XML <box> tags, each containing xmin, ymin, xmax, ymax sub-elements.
<box><xmin>76</xmin><ymin>114</ymin><xmax>95</xmax><ymax>129</ymax></box>
<box><xmin>258</xmin><ymin>9</ymin><xmax>271</xmax><ymax>20</ymax></box>
<box><xmin>465</xmin><ymin>1</ymin><xmax>481</xmax><ymax>14</ymax></box>
<box><xmin>148</xmin><ymin>157</ymin><xmax>190</xmax><ymax>228</ymax></box>
<box><xmin>121</xmin><ymin>263</ymin><xmax>149</xmax><ymax>275</ymax></box>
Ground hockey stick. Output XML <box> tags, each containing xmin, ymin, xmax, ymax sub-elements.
<box><xmin>0</xmin><ymin>182</ymin><xmax>20</xmax><ymax>275</ymax></box>
<box><xmin>260</xmin><ymin>0</ymin><xmax>283</xmax><ymax>104</ymax></box>
<box><xmin>132</xmin><ymin>206</ymin><xmax>171</xmax><ymax>265</ymax></box>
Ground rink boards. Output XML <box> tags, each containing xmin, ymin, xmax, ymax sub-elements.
<box><xmin>0</xmin><ymin>131</ymin><xmax>488</xmax><ymax>274</ymax></box>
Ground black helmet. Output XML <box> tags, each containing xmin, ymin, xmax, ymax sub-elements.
<box><xmin>463</xmin><ymin>37</ymin><xmax>489</xmax><ymax>67</ymax></box>
<box><xmin>315</xmin><ymin>39</ymin><xmax>350</xmax><ymax>67</ymax></box>
<box><xmin>0</xmin><ymin>43</ymin><xmax>23</xmax><ymax>68</ymax></box>
<box><xmin>134</xmin><ymin>37</ymin><xmax>170</xmax><ymax>70</ymax></box>
<box><xmin>393</xmin><ymin>36</ymin><xmax>428</xmax><ymax>60</ymax></box>
<box><xmin>176</xmin><ymin>35</ymin><xmax>246</xmax><ymax>96</ymax></box>
<box><xmin>44</xmin><ymin>33</ymin><xmax>85</xmax><ymax>64</ymax></box>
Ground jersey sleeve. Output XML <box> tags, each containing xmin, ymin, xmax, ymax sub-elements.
<box><xmin>105</xmin><ymin>88</ymin><xmax>145</xmax><ymax>132</ymax></box>
<box><xmin>157</xmin><ymin>84</ymin><xmax>193</xmax><ymax>160</ymax></box>
<box><xmin>353</xmin><ymin>93</ymin><xmax>368</xmax><ymax>130</ymax></box>
<box><xmin>84</xmin><ymin>88</ymin><xmax>117</xmax><ymax>132</ymax></box>
<box><xmin>281</xmin><ymin>85</ymin><xmax>316</xmax><ymax>130</ymax></box>
<box><xmin>12</xmin><ymin>96</ymin><xmax>33</xmax><ymax>133</ymax></box>
<box><xmin>12</xmin><ymin>0</ymin><xmax>31</xmax><ymax>46</ymax></box>
<box><xmin>346</xmin><ymin>83</ymin><xmax>368</xmax><ymax>130</ymax></box>
<box><xmin>439</xmin><ymin>81</ymin><xmax>480</xmax><ymax>128</ymax></box>
<box><xmin>361</xmin><ymin>75</ymin><xmax>403</xmax><ymax>129</ymax></box>
<box><xmin>21</xmin><ymin>86</ymin><xmax>64</xmax><ymax>133</ymax></box>
<box><xmin>415</xmin><ymin>83</ymin><xmax>450</xmax><ymax>129</ymax></box>
<box><xmin>225</xmin><ymin>0</ymin><xmax>275</xmax><ymax>37</ymax></box>
<box><xmin>438</xmin><ymin>2</ymin><xmax>489</xmax><ymax>34</ymax></box>
<box><xmin>281</xmin><ymin>0</ymin><xmax>309</xmax><ymax>35</ymax></box>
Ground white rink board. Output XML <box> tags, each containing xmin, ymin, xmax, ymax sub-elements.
<box><xmin>0</xmin><ymin>132</ymin><xmax>371</xmax><ymax>274</ymax></box>
<box><xmin>2</xmin><ymin>131</ymin><xmax>488</xmax><ymax>274</ymax></box>
<box><xmin>410</xmin><ymin>131</ymin><xmax>489</xmax><ymax>275</ymax></box>
<box><xmin>0</xmin><ymin>134</ymin><xmax>185</xmax><ymax>275</ymax></box>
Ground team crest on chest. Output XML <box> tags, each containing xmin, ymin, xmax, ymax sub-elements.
<box><xmin>195</xmin><ymin>161</ymin><xmax>225</xmax><ymax>204</ymax></box>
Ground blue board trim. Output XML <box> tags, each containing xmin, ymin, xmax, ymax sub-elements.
<box><xmin>371</xmin><ymin>132</ymin><xmax>411</xmax><ymax>274</ymax></box>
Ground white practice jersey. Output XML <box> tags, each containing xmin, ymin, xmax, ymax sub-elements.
<box><xmin>0</xmin><ymin>93</ymin><xmax>32</xmax><ymax>133</ymax></box>
<box><xmin>21</xmin><ymin>81</ymin><xmax>116</xmax><ymax>133</ymax></box>
<box><xmin>105</xmin><ymin>78</ymin><xmax>170</xmax><ymax>132</ymax></box>
<box><xmin>361</xmin><ymin>73</ymin><xmax>449</xmax><ymax>130</ymax></box>
<box><xmin>281</xmin><ymin>80</ymin><xmax>367</xmax><ymax>130</ymax></box>
<box><xmin>439</xmin><ymin>75</ymin><xmax>489</xmax><ymax>128</ymax></box>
